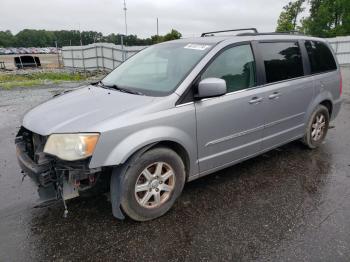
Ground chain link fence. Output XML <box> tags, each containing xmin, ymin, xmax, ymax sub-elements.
<box><xmin>327</xmin><ymin>36</ymin><xmax>350</xmax><ymax>65</ymax></box>
<box><xmin>61</xmin><ymin>43</ymin><xmax>146</xmax><ymax>71</ymax></box>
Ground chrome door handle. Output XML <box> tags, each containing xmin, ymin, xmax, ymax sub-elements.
<box><xmin>268</xmin><ymin>92</ymin><xmax>280</xmax><ymax>99</ymax></box>
<box><xmin>249</xmin><ymin>97</ymin><xmax>263</xmax><ymax>104</ymax></box>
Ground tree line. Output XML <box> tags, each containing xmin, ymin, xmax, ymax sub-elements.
<box><xmin>3</xmin><ymin>1</ymin><xmax>348</xmax><ymax>48</ymax></box>
<box><xmin>276</xmin><ymin>0</ymin><xmax>350</xmax><ymax>37</ymax></box>
<box><xmin>0</xmin><ymin>29</ymin><xmax>182</xmax><ymax>48</ymax></box>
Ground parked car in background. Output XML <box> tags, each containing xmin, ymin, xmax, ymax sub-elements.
<box><xmin>31</xmin><ymin>48</ymin><xmax>40</xmax><ymax>54</ymax></box>
<box><xmin>16</xmin><ymin>29</ymin><xmax>342</xmax><ymax>221</ymax></box>
<box><xmin>4</xmin><ymin>49</ymin><xmax>12</xmax><ymax>55</ymax></box>
<box><xmin>42</xmin><ymin>48</ymin><xmax>50</xmax><ymax>54</ymax></box>
<box><xmin>10</xmin><ymin>48</ymin><xmax>17</xmax><ymax>54</ymax></box>
<box><xmin>0</xmin><ymin>47</ymin><xmax>59</xmax><ymax>55</ymax></box>
<box><xmin>18</xmin><ymin>48</ymin><xmax>26</xmax><ymax>54</ymax></box>
<box><xmin>49</xmin><ymin>47</ymin><xmax>58</xmax><ymax>54</ymax></box>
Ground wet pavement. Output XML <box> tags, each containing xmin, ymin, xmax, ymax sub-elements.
<box><xmin>0</xmin><ymin>71</ymin><xmax>349</xmax><ymax>261</ymax></box>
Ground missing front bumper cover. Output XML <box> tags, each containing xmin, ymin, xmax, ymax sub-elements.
<box><xmin>16</xmin><ymin>127</ymin><xmax>107</xmax><ymax>217</ymax></box>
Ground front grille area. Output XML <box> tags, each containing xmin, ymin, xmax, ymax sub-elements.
<box><xmin>22</xmin><ymin>128</ymin><xmax>35</xmax><ymax>160</ymax></box>
<box><xmin>16</xmin><ymin>126</ymin><xmax>47</xmax><ymax>163</ymax></box>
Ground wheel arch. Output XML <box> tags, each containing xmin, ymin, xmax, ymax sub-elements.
<box><xmin>305</xmin><ymin>92</ymin><xmax>333</xmax><ymax>123</ymax></box>
<box><xmin>319</xmin><ymin>99</ymin><xmax>333</xmax><ymax>118</ymax></box>
<box><xmin>96</xmin><ymin>126</ymin><xmax>198</xmax><ymax>178</ymax></box>
<box><xmin>124</xmin><ymin>140</ymin><xmax>192</xmax><ymax>182</ymax></box>
<box><xmin>147</xmin><ymin>141</ymin><xmax>191</xmax><ymax>181</ymax></box>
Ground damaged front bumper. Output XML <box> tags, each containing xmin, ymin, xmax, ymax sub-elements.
<box><xmin>15</xmin><ymin>127</ymin><xmax>105</xmax><ymax>203</ymax></box>
<box><xmin>16</xmin><ymin>138</ymin><xmax>57</xmax><ymax>200</ymax></box>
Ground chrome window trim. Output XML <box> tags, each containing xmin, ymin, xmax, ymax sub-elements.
<box><xmin>199</xmin><ymin>85</ymin><xmax>262</xmax><ymax>102</ymax></box>
<box><xmin>175</xmin><ymin>101</ymin><xmax>194</xmax><ymax>108</ymax></box>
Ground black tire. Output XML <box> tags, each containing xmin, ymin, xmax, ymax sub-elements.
<box><xmin>119</xmin><ymin>147</ymin><xmax>186</xmax><ymax>221</ymax></box>
<box><xmin>302</xmin><ymin>105</ymin><xmax>330</xmax><ymax>149</ymax></box>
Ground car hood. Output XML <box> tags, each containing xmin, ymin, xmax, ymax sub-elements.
<box><xmin>23</xmin><ymin>85</ymin><xmax>156</xmax><ymax>135</ymax></box>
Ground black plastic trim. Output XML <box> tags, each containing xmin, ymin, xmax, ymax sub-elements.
<box><xmin>201</xmin><ymin>28</ymin><xmax>258</xmax><ymax>37</ymax></box>
<box><xmin>237</xmin><ymin>31</ymin><xmax>305</xmax><ymax>36</ymax></box>
<box><xmin>16</xmin><ymin>142</ymin><xmax>51</xmax><ymax>182</ymax></box>
<box><xmin>251</xmin><ymin>40</ymin><xmax>265</xmax><ymax>86</ymax></box>
<box><xmin>299</xmin><ymin>39</ymin><xmax>311</xmax><ymax>75</ymax></box>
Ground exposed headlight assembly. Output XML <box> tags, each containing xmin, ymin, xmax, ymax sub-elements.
<box><xmin>43</xmin><ymin>133</ymin><xmax>100</xmax><ymax>161</ymax></box>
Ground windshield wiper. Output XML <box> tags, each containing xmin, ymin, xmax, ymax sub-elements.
<box><xmin>94</xmin><ymin>81</ymin><xmax>143</xmax><ymax>95</ymax></box>
<box><xmin>106</xmin><ymin>84</ymin><xmax>144</xmax><ymax>95</ymax></box>
<box><xmin>91</xmin><ymin>80</ymin><xmax>104</xmax><ymax>86</ymax></box>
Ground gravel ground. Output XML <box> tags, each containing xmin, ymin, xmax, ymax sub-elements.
<box><xmin>0</xmin><ymin>69</ymin><xmax>349</xmax><ymax>261</ymax></box>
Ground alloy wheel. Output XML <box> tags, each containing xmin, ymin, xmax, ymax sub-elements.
<box><xmin>134</xmin><ymin>162</ymin><xmax>175</xmax><ymax>209</ymax></box>
<box><xmin>311</xmin><ymin>113</ymin><xmax>326</xmax><ymax>141</ymax></box>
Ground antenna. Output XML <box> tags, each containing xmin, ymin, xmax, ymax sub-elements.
<box><xmin>123</xmin><ymin>0</ymin><xmax>128</xmax><ymax>36</ymax></box>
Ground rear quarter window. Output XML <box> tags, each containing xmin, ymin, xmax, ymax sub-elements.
<box><xmin>259</xmin><ymin>42</ymin><xmax>304</xmax><ymax>84</ymax></box>
<box><xmin>305</xmin><ymin>41</ymin><xmax>337</xmax><ymax>74</ymax></box>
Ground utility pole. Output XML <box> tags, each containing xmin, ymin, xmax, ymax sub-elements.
<box><xmin>55</xmin><ymin>40</ymin><xmax>60</xmax><ymax>68</ymax></box>
<box><xmin>123</xmin><ymin>0</ymin><xmax>128</xmax><ymax>36</ymax></box>
<box><xmin>157</xmin><ymin>17</ymin><xmax>159</xmax><ymax>36</ymax></box>
<box><xmin>79</xmin><ymin>23</ymin><xmax>82</xmax><ymax>46</ymax></box>
<box><xmin>120</xmin><ymin>35</ymin><xmax>125</xmax><ymax>61</ymax></box>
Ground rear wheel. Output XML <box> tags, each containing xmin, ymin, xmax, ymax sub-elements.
<box><xmin>302</xmin><ymin>105</ymin><xmax>330</xmax><ymax>149</ymax></box>
<box><xmin>120</xmin><ymin>147</ymin><xmax>185</xmax><ymax>221</ymax></box>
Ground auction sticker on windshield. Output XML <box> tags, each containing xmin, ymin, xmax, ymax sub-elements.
<box><xmin>184</xmin><ymin>43</ymin><xmax>211</xmax><ymax>50</ymax></box>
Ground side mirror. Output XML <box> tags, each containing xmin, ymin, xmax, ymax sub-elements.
<box><xmin>196</xmin><ymin>78</ymin><xmax>227</xmax><ymax>99</ymax></box>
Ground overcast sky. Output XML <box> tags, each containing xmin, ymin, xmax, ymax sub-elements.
<box><xmin>1</xmin><ymin>0</ymin><xmax>295</xmax><ymax>38</ymax></box>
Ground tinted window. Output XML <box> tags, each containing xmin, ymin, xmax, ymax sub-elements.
<box><xmin>260</xmin><ymin>42</ymin><xmax>303</xmax><ymax>83</ymax></box>
<box><xmin>305</xmin><ymin>41</ymin><xmax>337</xmax><ymax>74</ymax></box>
<box><xmin>201</xmin><ymin>45</ymin><xmax>256</xmax><ymax>93</ymax></box>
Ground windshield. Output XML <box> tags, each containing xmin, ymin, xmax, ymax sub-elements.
<box><xmin>102</xmin><ymin>42</ymin><xmax>213</xmax><ymax>96</ymax></box>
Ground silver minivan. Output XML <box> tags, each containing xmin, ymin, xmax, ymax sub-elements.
<box><xmin>16</xmin><ymin>29</ymin><xmax>342</xmax><ymax>221</ymax></box>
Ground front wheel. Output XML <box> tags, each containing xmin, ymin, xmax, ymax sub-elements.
<box><xmin>119</xmin><ymin>147</ymin><xmax>186</xmax><ymax>221</ymax></box>
<box><xmin>302</xmin><ymin>105</ymin><xmax>330</xmax><ymax>149</ymax></box>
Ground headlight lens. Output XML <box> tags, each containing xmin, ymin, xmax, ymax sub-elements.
<box><xmin>43</xmin><ymin>133</ymin><xmax>100</xmax><ymax>161</ymax></box>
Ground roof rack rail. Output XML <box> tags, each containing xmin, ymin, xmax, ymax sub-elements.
<box><xmin>201</xmin><ymin>28</ymin><xmax>258</xmax><ymax>37</ymax></box>
<box><xmin>236</xmin><ymin>31</ymin><xmax>305</xmax><ymax>36</ymax></box>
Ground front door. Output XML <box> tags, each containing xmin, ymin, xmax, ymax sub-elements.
<box><xmin>195</xmin><ymin>44</ymin><xmax>266</xmax><ymax>173</ymax></box>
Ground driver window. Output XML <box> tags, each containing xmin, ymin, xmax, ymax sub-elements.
<box><xmin>201</xmin><ymin>44</ymin><xmax>257</xmax><ymax>93</ymax></box>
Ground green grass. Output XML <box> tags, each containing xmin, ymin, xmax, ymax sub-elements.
<box><xmin>0</xmin><ymin>71</ymin><xmax>89</xmax><ymax>89</ymax></box>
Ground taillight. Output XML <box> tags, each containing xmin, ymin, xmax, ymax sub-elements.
<box><xmin>340</xmin><ymin>71</ymin><xmax>343</xmax><ymax>96</ymax></box>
